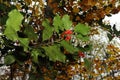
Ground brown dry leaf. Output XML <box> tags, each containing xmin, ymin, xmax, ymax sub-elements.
<box><xmin>34</xmin><ymin>7</ymin><xmax>39</xmax><ymax>16</ymax></box>
<box><xmin>96</xmin><ymin>9</ymin><xmax>105</xmax><ymax>19</ymax></box>
<box><xmin>75</xmin><ymin>16</ymin><xmax>81</xmax><ymax>21</ymax></box>
<box><xmin>41</xmin><ymin>67</ymin><xmax>48</xmax><ymax>73</ymax></box>
<box><xmin>47</xmin><ymin>0</ymin><xmax>58</xmax><ymax>9</ymax></box>
<box><xmin>105</xmin><ymin>7</ymin><xmax>112</xmax><ymax>15</ymax></box>
<box><xmin>51</xmin><ymin>2</ymin><xmax>58</xmax><ymax>9</ymax></box>
<box><xmin>87</xmin><ymin>0</ymin><xmax>96</xmax><ymax>6</ymax></box>
<box><xmin>53</xmin><ymin>8</ymin><xmax>59</xmax><ymax>14</ymax></box>
<box><xmin>94</xmin><ymin>58</ymin><xmax>100</xmax><ymax>63</ymax></box>
<box><xmin>80</xmin><ymin>0</ymin><xmax>96</xmax><ymax>9</ymax></box>
<box><xmin>44</xmin><ymin>76</ymin><xmax>51</xmax><ymax>80</ymax></box>
<box><xmin>68</xmin><ymin>0</ymin><xmax>73</xmax><ymax>6</ymax></box>
<box><xmin>24</xmin><ymin>0</ymin><xmax>32</xmax><ymax>5</ymax></box>
<box><xmin>72</xmin><ymin>6</ymin><xmax>80</xmax><ymax>13</ymax></box>
<box><xmin>16</xmin><ymin>4</ymin><xmax>21</xmax><ymax>10</ymax></box>
<box><xmin>107</xmin><ymin>44</ymin><xmax>115</xmax><ymax>49</ymax></box>
<box><xmin>66</xmin><ymin>65</ymin><xmax>76</xmax><ymax>77</ymax></box>
<box><xmin>107</xmin><ymin>44</ymin><xmax>120</xmax><ymax>55</ymax></box>
<box><xmin>56</xmin><ymin>75</ymin><xmax>69</xmax><ymax>80</ymax></box>
<box><xmin>90</xmin><ymin>28</ymin><xmax>99</xmax><ymax>35</ymax></box>
<box><xmin>38</xmin><ymin>0</ymin><xmax>44</xmax><ymax>8</ymax></box>
<box><xmin>47</xmin><ymin>0</ymin><xmax>52</xmax><ymax>6</ymax></box>
<box><xmin>111</xmin><ymin>6</ymin><xmax>120</xmax><ymax>14</ymax></box>
<box><xmin>65</xmin><ymin>5</ymin><xmax>72</xmax><ymax>12</ymax></box>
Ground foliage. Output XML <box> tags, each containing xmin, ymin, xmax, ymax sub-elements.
<box><xmin>43</xmin><ymin>45</ymin><xmax>66</xmax><ymax>62</ymax></box>
<box><xmin>47</xmin><ymin>0</ymin><xmax>120</xmax><ymax>24</ymax></box>
<box><xmin>2</xmin><ymin>9</ymin><xmax>90</xmax><ymax>63</ymax></box>
<box><xmin>4</xmin><ymin>55</ymin><xmax>15</xmax><ymax>65</ymax></box>
<box><xmin>0</xmin><ymin>0</ymin><xmax>120</xmax><ymax>80</ymax></box>
<box><xmin>42</xmin><ymin>19</ymin><xmax>53</xmax><ymax>41</ymax></box>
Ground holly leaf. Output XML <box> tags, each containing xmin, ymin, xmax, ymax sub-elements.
<box><xmin>31</xmin><ymin>49</ymin><xmax>45</xmax><ymax>63</ymax></box>
<box><xmin>4</xmin><ymin>55</ymin><xmax>15</xmax><ymax>65</ymax></box>
<box><xmin>42</xmin><ymin>19</ymin><xmax>53</xmax><ymax>41</ymax></box>
<box><xmin>53</xmin><ymin>14</ymin><xmax>63</xmax><ymax>32</ymax></box>
<box><xmin>76</xmin><ymin>34</ymin><xmax>89</xmax><ymax>41</ymax></box>
<box><xmin>113</xmin><ymin>24</ymin><xmax>120</xmax><ymax>36</ymax></box>
<box><xmin>4</xmin><ymin>9</ymin><xmax>23</xmax><ymax>41</ymax></box>
<box><xmin>62</xmin><ymin>15</ymin><xmax>72</xmax><ymax>30</ymax></box>
<box><xmin>60</xmin><ymin>40</ymin><xmax>78</xmax><ymax>53</ymax></box>
<box><xmin>4</xmin><ymin>28</ymin><xmax>18</xmax><ymax>40</ymax></box>
<box><xmin>43</xmin><ymin>45</ymin><xmax>66</xmax><ymax>62</ymax></box>
<box><xmin>74</xmin><ymin>23</ymin><xmax>90</xmax><ymax>35</ymax></box>
<box><xmin>84</xmin><ymin>45</ymin><xmax>92</xmax><ymax>51</ymax></box>
<box><xmin>24</xmin><ymin>24</ymin><xmax>37</xmax><ymax>40</ymax></box>
<box><xmin>107</xmin><ymin>33</ymin><xmax>113</xmax><ymax>41</ymax></box>
<box><xmin>19</xmin><ymin>38</ymin><xmax>29</xmax><ymax>51</ymax></box>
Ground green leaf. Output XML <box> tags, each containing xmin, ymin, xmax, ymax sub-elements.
<box><xmin>113</xmin><ymin>25</ymin><xmax>120</xmax><ymax>36</ymax></box>
<box><xmin>42</xmin><ymin>19</ymin><xmax>53</xmax><ymax>41</ymax></box>
<box><xmin>74</xmin><ymin>23</ymin><xmax>90</xmax><ymax>35</ymax></box>
<box><xmin>60</xmin><ymin>40</ymin><xmax>78</xmax><ymax>53</ymax></box>
<box><xmin>84</xmin><ymin>58</ymin><xmax>92</xmax><ymax>71</ymax></box>
<box><xmin>4</xmin><ymin>9</ymin><xmax>29</xmax><ymax>51</ymax></box>
<box><xmin>19</xmin><ymin>38</ymin><xmax>29</xmax><ymax>51</ymax></box>
<box><xmin>4</xmin><ymin>9</ymin><xmax>23</xmax><ymax>41</ymax></box>
<box><xmin>53</xmin><ymin>15</ymin><xmax>63</xmax><ymax>32</ymax></box>
<box><xmin>107</xmin><ymin>33</ymin><xmax>113</xmax><ymax>41</ymax></box>
<box><xmin>84</xmin><ymin>45</ymin><xmax>92</xmax><ymax>51</ymax></box>
<box><xmin>6</xmin><ymin>9</ymin><xmax>23</xmax><ymax>33</ymax></box>
<box><xmin>4</xmin><ymin>55</ymin><xmax>15</xmax><ymax>65</ymax></box>
<box><xmin>4</xmin><ymin>28</ymin><xmax>18</xmax><ymax>40</ymax></box>
<box><xmin>24</xmin><ymin>24</ymin><xmax>37</xmax><ymax>40</ymax></box>
<box><xmin>76</xmin><ymin>34</ymin><xmax>89</xmax><ymax>41</ymax></box>
<box><xmin>31</xmin><ymin>49</ymin><xmax>44</xmax><ymax>63</ymax></box>
<box><xmin>43</xmin><ymin>45</ymin><xmax>66</xmax><ymax>62</ymax></box>
<box><xmin>62</xmin><ymin>15</ymin><xmax>72</xmax><ymax>30</ymax></box>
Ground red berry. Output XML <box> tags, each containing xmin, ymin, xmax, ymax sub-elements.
<box><xmin>64</xmin><ymin>30</ymin><xmax>73</xmax><ymax>34</ymax></box>
<box><xmin>78</xmin><ymin>51</ymin><xmax>85</xmax><ymax>58</ymax></box>
<box><xmin>61</xmin><ymin>30</ymin><xmax>73</xmax><ymax>40</ymax></box>
<box><xmin>65</xmin><ymin>35</ymin><xmax>71</xmax><ymax>41</ymax></box>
